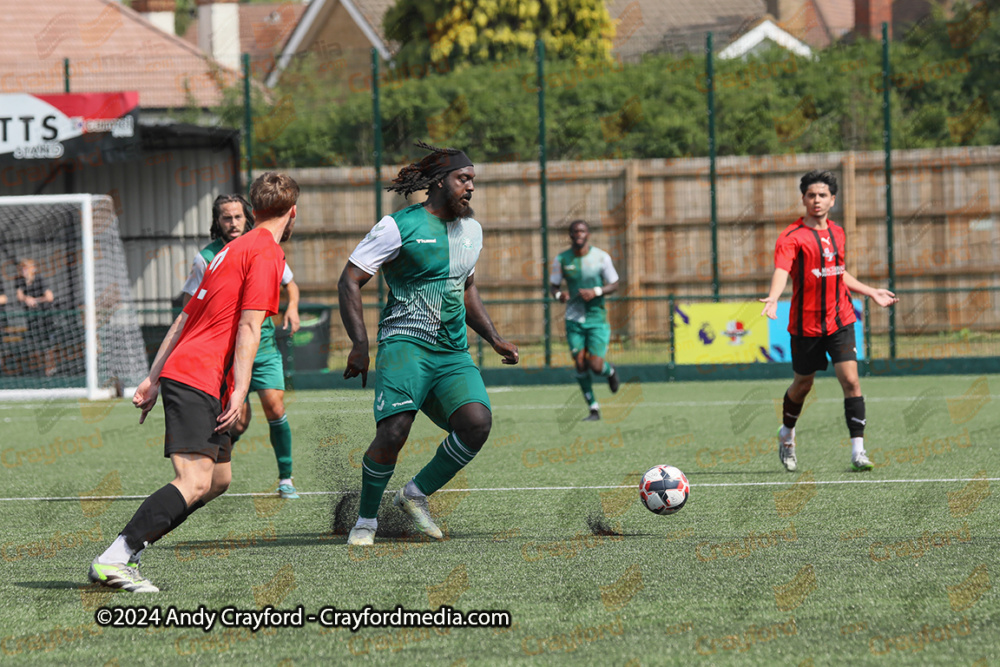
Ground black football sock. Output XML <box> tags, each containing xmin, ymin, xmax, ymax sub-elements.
<box><xmin>783</xmin><ymin>392</ymin><xmax>803</xmax><ymax>429</ymax></box>
<box><xmin>129</xmin><ymin>498</ymin><xmax>205</xmax><ymax>565</ymax></box>
<box><xmin>166</xmin><ymin>499</ymin><xmax>205</xmax><ymax>534</ymax></box>
<box><xmin>845</xmin><ymin>396</ymin><xmax>866</xmax><ymax>438</ymax></box>
<box><xmin>120</xmin><ymin>483</ymin><xmax>188</xmax><ymax>553</ymax></box>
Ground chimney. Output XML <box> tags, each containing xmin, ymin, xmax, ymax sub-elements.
<box><xmin>855</xmin><ymin>0</ymin><xmax>892</xmax><ymax>39</ymax></box>
<box><xmin>132</xmin><ymin>0</ymin><xmax>176</xmax><ymax>36</ymax></box>
<box><xmin>196</xmin><ymin>0</ymin><xmax>241</xmax><ymax>70</ymax></box>
<box><xmin>765</xmin><ymin>0</ymin><xmax>801</xmax><ymax>23</ymax></box>
<box><xmin>766</xmin><ymin>0</ymin><xmax>809</xmax><ymax>38</ymax></box>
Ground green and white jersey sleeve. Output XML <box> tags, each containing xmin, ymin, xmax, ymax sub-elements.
<box><xmin>349</xmin><ymin>204</ymin><xmax>483</xmax><ymax>352</ymax></box>
<box><xmin>550</xmin><ymin>246</ymin><xmax>619</xmax><ymax>324</ymax></box>
<box><xmin>181</xmin><ymin>238</ymin><xmax>225</xmax><ymax>296</ymax></box>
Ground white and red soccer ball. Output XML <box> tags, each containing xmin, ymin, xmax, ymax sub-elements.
<box><xmin>639</xmin><ymin>465</ymin><xmax>689</xmax><ymax>515</ymax></box>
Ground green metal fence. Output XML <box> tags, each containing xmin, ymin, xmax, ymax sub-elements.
<box><xmin>47</xmin><ymin>17</ymin><xmax>999</xmax><ymax>380</ymax></box>
<box><xmin>134</xmin><ymin>282</ymin><xmax>1000</xmax><ymax>385</ymax></box>
<box><xmin>257</xmin><ymin>21</ymin><xmax>995</xmax><ymax>379</ymax></box>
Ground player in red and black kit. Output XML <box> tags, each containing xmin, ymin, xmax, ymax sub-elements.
<box><xmin>760</xmin><ymin>170</ymin><xmax>898</xmax><ymax>472</ymax></box>
<box><xmin>88</xmin><ymin>172</ymin><xmax>299</xmax><ymax>592</ymax></box>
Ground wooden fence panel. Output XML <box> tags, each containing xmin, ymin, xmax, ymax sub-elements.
<box><xmin>279</xmin><ymin>146</ymin><xmax>1000</xmax><ymax>351</ymax></box>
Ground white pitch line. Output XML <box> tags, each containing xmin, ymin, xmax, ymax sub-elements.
<box><xmin>494</xmin><ymin>396</ymin><xmax>1000</xmax><ymax>409</ymax></box>
<box><xmin>0</xmin><ymin>395</ymin><xmax>370</xmax><ymax>410</ymax></box>
<box><xmin>4</xmin><ymin>395</ymin><xmax>1000</xmax><ymax>412</ymax></box>
<box><xmin>430</xmin><ymin>478</ymin><xmax>1000</xmax><ymax>490</ymax></box>
<box><xmin>5</xmin><ymin>394</ymin><xmax>999</xmax><ymax>422</ymax></box>
<box><xmin>2</xmin><ymin>477</ymin><xmax>996</xmax><ymax>502</ymax></box>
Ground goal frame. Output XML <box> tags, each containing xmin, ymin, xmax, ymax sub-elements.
<box><xmin>0</xmin><ymin>194</ymin><xmax>124</xmax><ymax>401</ymax></box>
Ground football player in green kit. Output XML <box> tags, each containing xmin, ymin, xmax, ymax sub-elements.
<box><xmin>550</xmin><ymin>220</ymin><xmax>621</xmax><ymax>421</ymax></box>
<box><xmin>338</xmin><ymin>142</ymin><xmax>519</xmax><ymax>546</ymax></box>
<box><xmin>181</xmin><ymin>194</ymin><xmax>302</xmax><ymax>499</ymax></box>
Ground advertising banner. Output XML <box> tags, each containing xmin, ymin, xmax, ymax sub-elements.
<box><xmin>674</xmin><ymin>300</ymin><xmax>865</xmax><ymax>364</ymax></box>
<box><xmin>0</xmin><ymin>92</ymin><xmax>140</xmax><ymax>165</ymax></box>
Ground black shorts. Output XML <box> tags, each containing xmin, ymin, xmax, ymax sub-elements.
<box><xmin>790</xmin><ymin>325</ymin><xmax>857</xmax><ymax>376</ymax></box>
<box><xmin>161</xmin><ymin>377</ymin><xmax>232</xmax><ymax>463</ymax></box>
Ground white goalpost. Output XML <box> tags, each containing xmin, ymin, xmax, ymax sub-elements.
<box><xmin>0</xmin><ymin>194</ymin><xmax>148</xmax><ymax>400</ymax></box>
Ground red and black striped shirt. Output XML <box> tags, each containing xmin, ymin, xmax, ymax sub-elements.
<box><xmin>774</xmin><ymin>218</ymin><xmax>856</xmax><ymax>337</ymax></box>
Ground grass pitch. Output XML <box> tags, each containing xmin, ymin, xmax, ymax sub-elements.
<box><xmin>1</xmin><ymin>374</ymin><xmax>998</xmax><ymax>665</ymax></box>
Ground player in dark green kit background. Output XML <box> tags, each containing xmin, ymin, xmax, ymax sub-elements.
<box><xmin>181</xmin><ymin>194</ymin><xmax>302</xmax><ymax>499</ymax></box>
<box><xmin>338</xmin><ymin>141</ymin><xmax>519</xmax><ymax>546</ymax></box>
<box><xmin>550</xmin><ymin>220</ymin><xmax>621</xmax><ymax>421</ymax></box>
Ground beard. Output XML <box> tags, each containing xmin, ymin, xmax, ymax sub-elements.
<box><xmin>280</xmin><ymin>219</ymin><xmax>295</xmax><ymax>242</ymax></box>
<box><xmin>443</xmin><ymin>189</ymin><xmax>474</xmax><ymax>220</ymax></box>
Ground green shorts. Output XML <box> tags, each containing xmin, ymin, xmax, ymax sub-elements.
<box><xmin>374</xmin><ymin>338</ymin><xmax>491</xmax><ymax>430</ymax></box>
<box><xmin>565</xmin><ymin>320</ymin><xmax>610</xmax><ymax>359</ymax></box>
<box><xmin>249</xmin><ymin>339</ymin><xmax>285</xmax><ymax>392</ymax></box>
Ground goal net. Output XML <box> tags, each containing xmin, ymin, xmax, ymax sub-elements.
<box><xmin>0</xmin><ymin>194</ymin><xmax>148</xmax><ymax>399</ymax></box>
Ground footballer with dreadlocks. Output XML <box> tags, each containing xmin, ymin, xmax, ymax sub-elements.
<box><xmin>338</xmin><ymin>141</ymin><xmax>519</xmax><ymax>546</ymax></box>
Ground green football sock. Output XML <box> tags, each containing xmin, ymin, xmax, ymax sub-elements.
<box><xmin>268</xmin><ymin>415</ymin><xmax>293</xmax><ymax>479</ymax></box>
<box><xmin>359</xmin><ymin>455</ymin><xmax>394</xmax><ymax>519</ymax></box>
<box><xmin>412</xmin><ymin>432</ymin><xmax>479</xmax><ymax>496</ymax></box>
<box><xmin>576</xmin><ymin>371</ymin><xmax>596</xmax><ymax>408</ymax></box>
<box><xmin>598</xmin><ymin>361</ymin><xmax>614</xmax><ymax>377</ymax></box>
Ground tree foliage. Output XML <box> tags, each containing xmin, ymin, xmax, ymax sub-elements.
<box><xmin>218</xmin><ymin>2</ymin><xmax>1000</xmax><ymax>168</ymax></box>
<box><xmin>384</xmin><ymin>0</ymin><xmax>616</xmax><ymax>68</ymax></box>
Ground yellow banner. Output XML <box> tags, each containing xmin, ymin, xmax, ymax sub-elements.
<box><xmin>675</xmin><ymin>302</ymin><xmax>768</xmax><ymax>364</ymax></box>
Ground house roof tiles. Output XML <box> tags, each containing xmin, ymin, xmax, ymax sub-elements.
<box><xmin>0</xmin><ymin>0</ymin><xmax>237</xmax><ymax>109</ymax></box>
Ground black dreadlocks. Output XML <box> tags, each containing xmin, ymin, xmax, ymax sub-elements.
<box><xmin>386</xmin><ymin>141</ymin><xmax>470</xmax><ymax>198</ymax></box>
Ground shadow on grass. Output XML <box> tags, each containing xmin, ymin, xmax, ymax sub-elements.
<box><xmin>14</xmin><ymin>581</ymin><xmax>90</xmax><ymax>589</ymax></box>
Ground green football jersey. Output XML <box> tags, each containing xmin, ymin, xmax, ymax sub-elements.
<box><xmin>551</xmin><ymin>246</ymin><xmax>619</xmax><ymax>324</ymax></box>
<box><xmin>349</xmin><ymin>204</ymin><xmax>483</xmax><ymax>352</ymax></box>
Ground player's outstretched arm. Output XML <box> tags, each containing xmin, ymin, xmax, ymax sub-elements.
<box><xmin>283</xmin><ymin>278</ymin><xmax>301</xmax><ymax>333</ymax></box>
<box><xmin>760</xmin><ymin>268</ymin><xmax>790</xmax><ymax>319</ymax></box>
<box><xmin>465</xmin><ymin>275</ymin><xmax>518</xmax><ymax>365</ymax></box>
<box><xmin>338</xmin><ymin>262</ymin><xmax>373</xmax><ymax>386</ymax></box>
<box><xmin>844</xmin><ymin>271</ymin><xmax>898</xmax><ymax>308</ymax></box>
<box><xmin>217</xmin><ymin>309</ymin><xmax>265</xmax><ymax>432</ymax></box>
<box><xmin>134</xmin><ymin>311</ymin><xmax>189</xmax><ymax>423</ymax></box>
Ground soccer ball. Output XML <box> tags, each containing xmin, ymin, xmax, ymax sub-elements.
<box><xmin>639</xmin><ymin>465</ymin><xmax>690</xmax><ymax>515</ymax></box>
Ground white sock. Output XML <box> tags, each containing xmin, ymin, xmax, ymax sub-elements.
<box><xmin>98</xmin><ymin>534</ymin><xmax>135</xmax><ymax>565</ymax></box>
<box><xmin>780</xmin><ymin>426</ymin><xmax>795</xmax><ymax>444</ymax></box>
<box><xmin>354</xmin><ymin>517</ymin><xmax>377</xmax><ymax>530</ymax></box>
<box><xmin>279</xmin><ymin>478</ymin><xmax>293</xmax><ymax>487</ymax></box>
<box><xmin>851</xmin><ymin>437</ymin><xmax>864</xmax><ymax>457</ymax></box>
<box><xmin>404</xmin><ymin>479</ymin><xmax>425</xmax><ymax>498</ymax></box>
<box><xmin>590</xmin><ymin>402</ymin><xmax>600</xmax><ymax>411</ymax></box>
